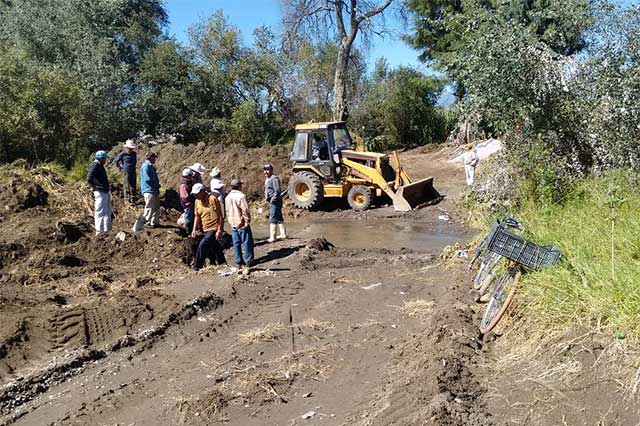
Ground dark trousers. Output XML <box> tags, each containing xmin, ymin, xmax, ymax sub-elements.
<box><xmin>194</xmin><ymin>231</ymin><xmax>226</xmax><ymax>270</ymax></box>
<box><xmin>123</xmin><ymin>172</ymin><xmax>136</xmax><ymax>203</ymax></box>
<box><xmin>232</xmin><ymin>226</ymin><xmax>255</xmax><ymax>266</ymax></box>
<box><xmin>183</xmin><ymin>206</ymin><xmax>194</xmax><ymax>235</ymax></box>
<box><xmin>269</xmin><ymin>199</ymin><xmax>283</xmax><ymax>224</ymax></box>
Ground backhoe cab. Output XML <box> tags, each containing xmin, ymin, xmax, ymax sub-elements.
<box><xmin>288</xmin><ymin>121</ymin><xmax>439</xmax><ymax>212</ymax></box>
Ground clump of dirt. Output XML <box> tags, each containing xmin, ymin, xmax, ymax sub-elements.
<box><xmin>306</xmin><ymin>237</ymin><xmax>334</xmax><ymax>251</ymax></box>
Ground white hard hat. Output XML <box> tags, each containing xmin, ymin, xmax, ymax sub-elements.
<box><xmin>209</xmin><ymin>166</ymin><xmax>221</xmax><ymax>177</ymax></box>
<box><xmin>190</xmin><ymin>183</ymin><xmax>205</xmax><ymax>195</ymax></box>
<box><xmin>124</xmin><ymin>139</ymin><xmax>137</xmax><ymax>149</ymax></box>
<box><xmin>182</xmin><ymin>168</ymin><xmax>194</xmax><ymax>177</ymax></box>
<box><xmin>190</xmin><ymin>163</ymin><xmax>206</xmax><ymax>174</ymax></box>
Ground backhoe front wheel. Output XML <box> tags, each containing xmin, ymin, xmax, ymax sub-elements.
<box><xmin>347</xmin><ymin>185</ymin><xmax>372</xmax><ymax>211</ymax></box>
<box><xmin>288</xmin><ymin>171</ymin><xmax>324</xmax><ymax>210</ymax></box>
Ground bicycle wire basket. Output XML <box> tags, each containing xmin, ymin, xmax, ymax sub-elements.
<box><xmin>485</xmin><ymin>225</ymin><xmax>561</xmax><ymax>271</ymax></box>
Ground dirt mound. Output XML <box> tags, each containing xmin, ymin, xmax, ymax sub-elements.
<box><xmin>151</xmin><ymin>143</ymin><xmax>292</xmax><ymax>202</ymax></box>
<box><xmin>0</xmin><ymin>178</ymin><xmax>48</xmax><ymax>211</ymax></box>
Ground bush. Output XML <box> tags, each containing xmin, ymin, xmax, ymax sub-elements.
<box><xmin>351</xmin><ymin>67</ymin><xmax>450</xmax><ymax>150</ymax></box>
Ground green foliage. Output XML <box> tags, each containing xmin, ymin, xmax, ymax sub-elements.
<box><xmin>0</xmin><ymin>0</ymin><xmax>167</xmax><ymax>165</ymax></box>
<box><xmin>351</xmin><ymin>66</ymin><xmax>451</xmax><ymax>149</ymax></box>
<box><xmin>516</xmin><ymin>171</ymin><xmax>640</xmax><ymax>339</ymax></box>
<box><xmin>406</xmin><ymin>0</ymin><xmax>592</xmax><ymax>78</ymax></box>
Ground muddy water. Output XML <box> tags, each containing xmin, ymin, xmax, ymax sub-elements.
<box><xmin>253</xmin><ymin>218</ymin><xmax>470</xmax><ymax>252</ymax></box>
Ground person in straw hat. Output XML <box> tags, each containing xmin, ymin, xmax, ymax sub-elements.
<box><xmin>113</xmin><ymin>139</ymin><xmax>138</xmax><ymax>204</ymax></box>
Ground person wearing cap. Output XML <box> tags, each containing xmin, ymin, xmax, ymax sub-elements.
<box><xmin>178</xmin><ymin>168</ymin><xmax>195</xmax><ymax>234</ymax></box>
<box><xmin>189</xmin><ymin>163</ymin><xmax>207</xmax><ymax>185</ymax></box>
<box><xmin>461</xmin><ymin>143</ymin><xmax>479</xmax><ymax>186</ymax></box>
<box><xmin>140</xmin><ymin>152</ymin><xmax>161</xmax><ymax>227</ymax></box>
<box><xmin>225</xmin><ymin>179</ymin><xmax>253</xmax><ymax>274</ymax></box>
<box><xmin>209</xmin><ymin>166</ymin><xmax>226</xmax><ymax>218</ymax></box>
<box><xmin>191</xmin><ymin>183</ymin><xmax>226</xmax><ymax>270</ymax></box>
<box><xmin>113</xmin><ymin>139</ymin><xmax>137</xmax><ymax>204</ymax></box>
<box><xmin>263</xmin><ymin>164</ymin><xmax>286</xmax><ymax>242</ymax></box>
<box><xmin>87</xmin><ymin>150</ymin><xmax>112</xmax><ymax>235</ymax></box>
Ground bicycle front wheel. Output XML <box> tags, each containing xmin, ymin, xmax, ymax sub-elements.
<box><xmin>473</xmin><ymin>251</ymin><xmax>501</xmax><ymax>294</ymax></box>
<box><xmin>479</xmin><ymin>266</ymin><xmax>521</xmax><ymax>334</ymax></box>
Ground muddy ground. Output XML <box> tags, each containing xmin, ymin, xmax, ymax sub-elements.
<box><xmin>1</xmin><ymin>146</ymin><xmax>639</xmax><ymax>425</ymax></box>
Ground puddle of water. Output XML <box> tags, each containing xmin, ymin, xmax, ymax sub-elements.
<box><xmin>252</xmin><ymin>219</ymin><xmax>469</xmax><ymax>253</ymax></box>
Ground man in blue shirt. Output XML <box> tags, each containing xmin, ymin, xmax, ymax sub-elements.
<box><xmin>140</xmin><ymin>152</ymin><xmax>161</xmax><ymax>227</ymax></box>
<box><xmin>87</xmin><ymin>150</ymin><xmax>112</xmax><ymax>235</ymax></box>
<box><xmin>113</xmin><ymin>139</ymin><xmax>137</xmax><ymax>204</ymax></box>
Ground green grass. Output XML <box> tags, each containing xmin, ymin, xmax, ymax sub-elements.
<box><xmin>515</xmin><ymin>170</ymin><xmax>640</xmax><ymax>339</ymax></box>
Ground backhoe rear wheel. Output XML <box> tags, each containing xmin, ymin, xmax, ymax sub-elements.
<box><xmin>347</xmin><ymin>185</ymin><xmax>372</xmax><ymax>211</ymax></box>
<box><xmin>288</xmin><ymin>171</ymin><xmax>324</xmax><ymax>210</ymax></box>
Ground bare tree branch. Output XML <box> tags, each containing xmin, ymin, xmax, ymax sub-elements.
<box><xmin>356</xmin><ymin>0</ymin><xmax>393</xmax><ymax>24</ymax></box>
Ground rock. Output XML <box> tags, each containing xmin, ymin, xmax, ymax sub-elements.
<box><xmin>115</xmin><ymin>231</ymin><xmax>127</xmax><ymax>242</ymax></box>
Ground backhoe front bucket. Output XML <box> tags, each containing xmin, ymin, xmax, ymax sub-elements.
<box><xmin>392</xmin><ymin>177</ymin><xmax>440</xmax><ymax>212</ymax></box>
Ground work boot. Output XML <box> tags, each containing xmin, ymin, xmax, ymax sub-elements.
<box><xmin>276</xmin><ymin>223</ymin><xmax>287</xmax><ymax>240</ymax></box>
<box><xmin>268</xmin><ymin>224</ymin><xmax>276</xmax><ymax>243</ymax></box>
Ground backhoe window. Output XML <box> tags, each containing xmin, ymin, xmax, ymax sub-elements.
<box><xmin>291</xmin><ymin>132</ymin><xmax>308</xmax><ymax>162</ymax></box>
<box><xmin>332</xmin><ymin>127</ymin><xmax>354</xmax><ymax>150</ymax></box>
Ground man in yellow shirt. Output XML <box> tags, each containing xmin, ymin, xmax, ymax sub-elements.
<box><xmin>191</xmin><ymin>183</ymin><xmax>226</xmax><ymax>271</ymax></box>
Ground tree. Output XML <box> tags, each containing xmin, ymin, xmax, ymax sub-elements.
<box><xmin>0</xmin><ymin>0</ymin><xmax>168</xmax><ymax>164</ymax></box>
<box><xmin>351</xmin><ymin>65</ymin><xmax>448</xmax><ymax>149</ymax></box>
<box><xmin>405</xmin><ymin>0</ymin><xmax>593</xmax><ymax>100</ymax></box>
<box><xmin>282</xmin><ymin>0</ymin><xmax>395</xmax><ymax>121</ymax></box>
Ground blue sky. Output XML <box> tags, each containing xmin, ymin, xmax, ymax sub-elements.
<box><xmin>165</xmin><ymin>0</ymin><xmax>639</xmax><ymax>73</ymax></box>
<box><xmin>164</xmin><ymin>0</ymin><xmax>425</xmax><ymax>70</ymax></box>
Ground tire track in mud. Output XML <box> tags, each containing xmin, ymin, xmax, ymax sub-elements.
<box><xmin>0</xmin><ymin>292</ymin><xmax>223</xmax><ymax>424</ymax></box>
<box><xmin>2</xmin><ymin>265</ymin><xmax>310</xmax><ymax>425</ymax></box>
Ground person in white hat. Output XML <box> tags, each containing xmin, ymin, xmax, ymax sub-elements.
<box><xmin>113</xmin><ymin>139</ymin><xmax>138</xmax><ymax>204</ymax></box>
<box><xmin>209</xmin><ymin>166</ymin><xmax>226</xmax><ymax>218</ymax></box>
<box><xmin>191</xmin><ymin>183</ymin><xmax>226</xmax><ymax>270</ymax></box>
<box><xmin>189</xmin><ymin>163</ymin><xmax>207</xmax><ymax>185</ymax></box>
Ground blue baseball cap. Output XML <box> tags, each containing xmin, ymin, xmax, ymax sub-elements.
<box><xmin>95</xmin><ymin>150</ymin><xmax>110</xmax><ymax>160</ymax></box>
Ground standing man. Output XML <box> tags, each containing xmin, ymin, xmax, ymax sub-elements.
<box><xmin>210</xmin><ymin>166</ymin><xmax>226</xmax><ymax>218</ymax></box>
<box><xmin>263</xmin><ymin>164</ymin><xmax>286</xmax><ymax>242</ymax></box>
<box><xmin>191</xmin><ymin>183</ymin><xmax>226</xmax><ymax>270</ymax></box>
<box><xmin>462</xmin><ymin>143</ymin><xmax>479</xmax><ymax>186</ymax></box>
<box><xmin>87</xmin><ymin>150</ymin><xmax>112</xmax><ymax>235</ymax></box>
<box><xmin>225</xmin><ymin>179</ymin><xmax>254</xmax><ymax>275</ymax></box>
<box><xmin>178</xmin><ymin>168</ymin><xmax>195</xmax><ymax>234</ymax></box>
<box><xmin>189</xmin><ymin>163</ymin><xmax>207</xmax><ymax>185</ymax></box>
<box><xmin>141</xmin><ymin>152</ymin><xmax>161</xmax><ymax>227</ymax></box>
<box><xmin>113</xmin><ymin>139</ymin><xmax>137</xmax><ymax>204</ymax></box>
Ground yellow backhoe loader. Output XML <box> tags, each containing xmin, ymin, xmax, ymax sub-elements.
<box><xmin>287</xmin><ymin>121</ymin><xmax>440</xmax><ymax>212</ymax></box>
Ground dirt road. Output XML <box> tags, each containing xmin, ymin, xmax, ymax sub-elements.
<box><xmin>2</xmin><ymin>146</ymin><xmax>638</xmax><ymax>425</ymax></box>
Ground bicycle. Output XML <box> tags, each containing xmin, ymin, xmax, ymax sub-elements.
<box><xmin>469</xmin><ymin>217</ymin><xmax>522</xmax><ymax>297</ymax></box>
<box><xmin>469</xmin><ymin>217</ymin><xmax>562</xmax><ymax>334</ymax></box>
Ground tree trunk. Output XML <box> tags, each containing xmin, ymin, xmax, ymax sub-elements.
<box><xmin>333</xmin><ymin>48</ymin><xmax>348</xmax><ymax>121</ymax></box>
<box><xmin>333</xmin><ymin>34</ymin><xmax>355</xmax><ymax>122</ymax></box>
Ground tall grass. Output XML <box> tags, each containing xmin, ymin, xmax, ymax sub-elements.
<box><xmin>516</xmin><ymin>170</ymin><xmax>640</xmax><ymax>339</ymax></box>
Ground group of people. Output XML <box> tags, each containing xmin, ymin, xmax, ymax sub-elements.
<box><xmin>86</xmin><ymin>140</ymin><xmax>288</xmax><ymax>275</ymax></box>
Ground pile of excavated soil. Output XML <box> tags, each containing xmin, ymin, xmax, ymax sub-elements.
<box><xmin>138</xmin><ymin>143</ymin><xmax>292</xmax><ymax>202</ymax></box>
